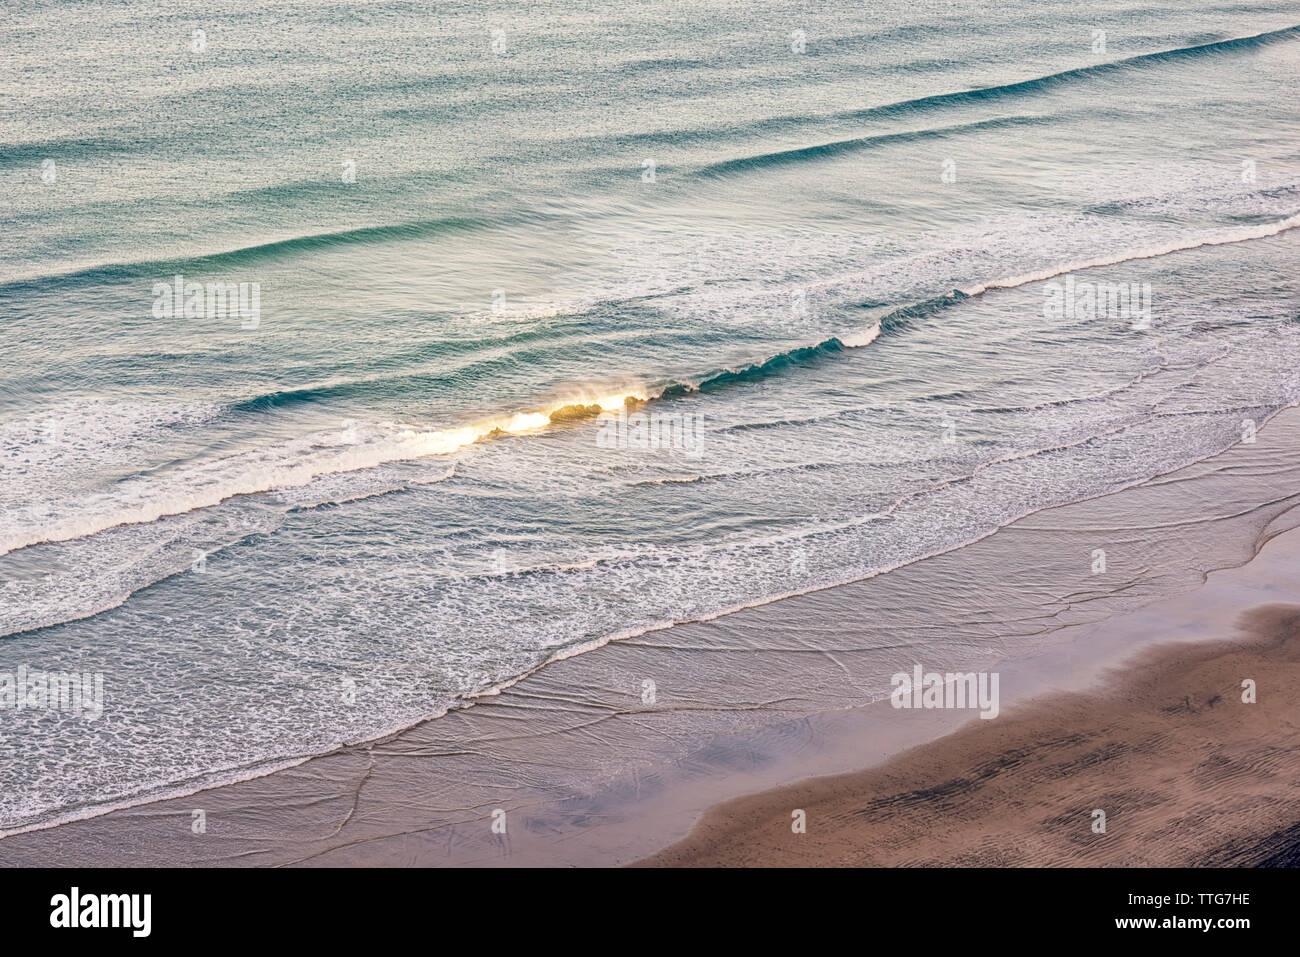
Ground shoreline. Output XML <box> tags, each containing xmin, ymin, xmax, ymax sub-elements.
<box><xmin>639</xmin><ymin>597</ymin><xmax>1300</xmax><ymax>866</ymax></box>
<box><xmin>3</xmin><ymin>408</ymin><xmax>1300</xmax><ymax>866</ymax></box>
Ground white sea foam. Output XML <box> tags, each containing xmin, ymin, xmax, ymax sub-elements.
<box><xmin>960</xmin><ymin>213</ymin><xmax>1300</xmax><ymax>296</ymax></box>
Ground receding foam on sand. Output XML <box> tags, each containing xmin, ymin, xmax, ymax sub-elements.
<box><xmin>4</xmin><ymin>409</ymin><xmax>1300</xmax><ymax>867</ymax></box>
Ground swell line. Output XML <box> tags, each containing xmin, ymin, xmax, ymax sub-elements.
<box><xmin>838</xmin><ymin>24</ymin><xmax>1300</xmax><ymax>124</ymax></box>
<box><xmin>0</xmin><ymin>214</ymin><xmax>502</xmax><ymax>293</ymax></box>
<box><xmin>701</xmin><ymin>115</ymin><xmax>1051</xmax><ymax>176</ymax></box>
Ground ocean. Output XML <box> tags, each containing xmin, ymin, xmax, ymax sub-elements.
<box><xmin>1</xmin><ymin>0</ymin><xmax>1298</xmax><ymax>835</ymax></box>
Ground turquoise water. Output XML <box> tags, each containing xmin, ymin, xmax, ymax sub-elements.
<box><xmin>1</xmin><ymin>0</ymin><xmax>1299</xmax><ymax>831</ymax></box>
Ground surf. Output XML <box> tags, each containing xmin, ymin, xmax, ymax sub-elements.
<box><xmin>6</xmin><ymin>201</ymin><xmax>1297</xmax><ymax>560</ymax></box>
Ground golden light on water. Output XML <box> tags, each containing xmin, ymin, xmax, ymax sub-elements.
<box><xmin>497</xmin><ymin>412</ymin><xmax>551</xmax><ymax>433</ymax></box>
<box><xmin>401</xmin><ymin>385</ymin><xmax>653</xmax><ymax>457</ymax></box>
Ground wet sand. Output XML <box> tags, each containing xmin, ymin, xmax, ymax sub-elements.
<box><xmin>641</xmin><ymin>602</ymin><xmax>1300</xmax><ymax>866</ymax></box>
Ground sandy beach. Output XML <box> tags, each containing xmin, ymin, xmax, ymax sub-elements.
<box><xmin>642</xmin><ymin>603</ymin><xmax>1300</xmax><ymax>866</ymax></box>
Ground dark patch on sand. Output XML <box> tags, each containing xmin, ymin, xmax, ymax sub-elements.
<box><xmin>638</xmin><ymin>605</ymin><xmax>1300</xmax><ymax>867</ymax></box>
